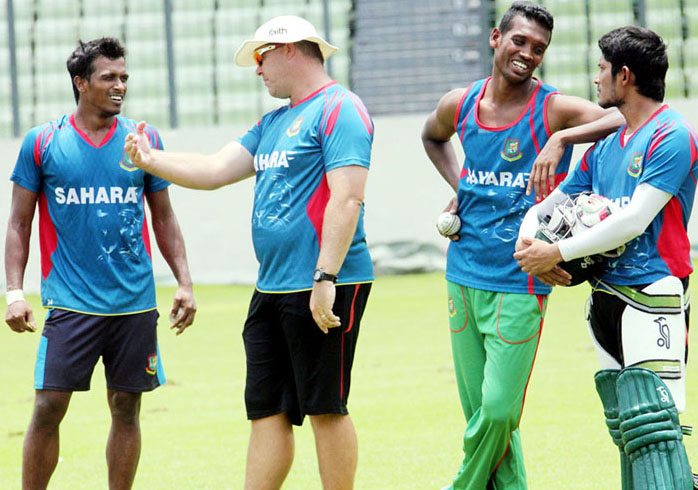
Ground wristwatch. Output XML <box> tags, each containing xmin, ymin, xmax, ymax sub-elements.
<box><xmin>313</xmin><ymin>268</ymin><xmax>338</xmax><ymax>283</ymax></box>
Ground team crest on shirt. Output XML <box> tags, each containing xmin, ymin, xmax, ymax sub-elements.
<box><xmin>448</xmin><ymin>296</ymin><xmax>456</xmax><ymax>318</ymax></box>
<box><xmin>627</xmin><ymin>153</ymin><xmax>643</xmax><ymax>178</ymax></box>
<box><xmin>145</xmin><ymin>354</ymin><xmax>158</xmax><ymax>375</ymax></box>
<box><xmin>500</xmin><ymin>139</ymin><xmax>522</xmax><ymax>162</ymax></box>
<box><xmin>120</xmin><ymin>149</ymin><xmax>138</xmax><ymax>172</ymax></box>
<box><xmin>286</xmin><ymin>116</ymin><xmax>304</xmax><ymax>137</ymax></box>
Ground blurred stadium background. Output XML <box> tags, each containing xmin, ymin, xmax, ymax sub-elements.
<box><xmin>1</xmin><ymin>0</ymin><xmax>698</xmax><ymax>290</ymax></box>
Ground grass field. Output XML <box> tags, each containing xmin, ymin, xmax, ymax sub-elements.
<box><xmin>1</xmin><ymin>272</ymin><xmax>698</xmax><ymax>489</ymax></box>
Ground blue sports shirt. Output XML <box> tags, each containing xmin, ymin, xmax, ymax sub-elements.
<box><xmin>238</xmin><ymin>82</ymin><xmax>374</xmax><ymax>292</ymax></box>
<box><xmin>447</xmin><ymin>77</ymin><xmax>573</xmax><ymax>294</ymax></box>
<box><xmin>11</xmin><ymin>114</ymin><xmax>169</xmax><ymax>315</ymax></box>
<box><xmin>560</xmin><ymin>105</ymin><xmax>698</xmax><ymax>285</ymax></box>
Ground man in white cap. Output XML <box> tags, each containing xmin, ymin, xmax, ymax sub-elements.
<box><xmin>124</xmin><ymin>15</ymin><xmax>374</xmax><ymax>490</ymax></box>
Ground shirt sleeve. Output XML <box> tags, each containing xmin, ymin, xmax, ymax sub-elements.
<box><xmin>143</xmin><ymin>125</ymin><xmax>170</xmax><ymax>193</ymax></box>
<box><xmin>639</xmin><ymin>123</ymin><xmax>693</xmax><ymax>196</ymax></box>
<box><xmin>558</xmin><ymin>143</ymin><xmax>597</xmax><ymax>196</ymax></box>
<box><xmin>319</xmin><ymin>93</ymin><xmax>373</xmax><ymax>172</ymax></box>
<box><xmin>238</xmin><ymin>117</ymin><xmax>264</xmax><ymax>158</ymax></box>
<box><xmin>10</xmin><ymin>126</ymin><xmax>45</xmax><ymax>193</ymax></box>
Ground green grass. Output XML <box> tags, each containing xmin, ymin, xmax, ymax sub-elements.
<box><xmin>1</xmin><ymin>273</ymin><xmax>698</xmax><ymax>489</ymax></box>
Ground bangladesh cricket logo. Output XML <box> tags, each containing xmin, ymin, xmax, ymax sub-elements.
<box><xmin>286</xmin><ymin>116</ymin><xmax>304</xmax><ymax>137</ymax></box>
<box><xmin>120</xmin><ymin>149</ymin><xmax>138</xmax><ymax>172</ymax></box>
<box><xmin>500</xmin><ymin>139</ymin><xmax>522</xmax><ymax>162</ymax></box>
<box><xmin>627</xmin><ymin>153</ymin><xmax>643</xmax><ymax>178</ymax></box>
<box><xmin>448</xmin><ymin>296</ymin><xmax>456</xmax><ymax>318</ymax></box>
<box><xmin>145</xmin><ymin>354</ymin><xmax>158</xmax><ymax>375</ymax></box>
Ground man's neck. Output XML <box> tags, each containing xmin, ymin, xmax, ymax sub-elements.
<box><xmin>487</xmin><ymin>74</ymin><xmax>537</xmax><ymax>106</ymax></box>
<box><xmin>73</xmin><ymin>107</ymin><xmax>115</xmax><ymax>133</ymax></box>
<box><xmin>620</xmin><ymin>96</ymin><xmax>664</xmax><ymax>134</ymax></box>
<box><xmin>288</xmin><ymin>65</ymin><xmax>333</xmax><ymax>106</ymax></box>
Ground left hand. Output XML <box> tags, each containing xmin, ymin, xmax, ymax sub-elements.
<box><xmin>310</xmin><ymin>281</ymin><xmax>341</xmax><ymax>334</ymax></box>
<box><xmin>513</xmin><ymin>237</ymin><xmax>564</xmax><ymax>276</ymax></box>
<box><xmin>526</xmin><ymin>132</ymin><xmax>565</xmax><ymax>200</ymax></box>
<box><xmin>169</xmin><ymin>285</ymin><xmax>197</xmax><ymax>335</ymax></box>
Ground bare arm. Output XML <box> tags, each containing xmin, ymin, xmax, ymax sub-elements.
<box><xmin>146</xmin><ymin>188</ymin><xmax>197</xmax><ymax>335</ymax></box>
<box><xmin>528</xmin><ymin>96</ymin><xmax>624</xmax><ymax>199</ymax></box>
<box><xmin>421</xmin><ymin>88</ymin><xmax>465</xmax><ymax>193</ymax></box>
<box><xmin>5</xmin><ymin>184</ymin><xmax>37</xmax><ymax>333</ymax></box>
<box><xmin>309</xmin><ymin>165</ymin><xmax>368</xmax><ymax>333</ymax></box>
<box><xmin>125</xmin><ymin>121</ymin><xmax>255</xmax><ymax>190</ymax></box>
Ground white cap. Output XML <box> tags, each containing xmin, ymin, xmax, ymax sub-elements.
<box><xmin>234</xmin><ymin>15</ymin><xmax>338</xmax><ymax>67</ymax></box>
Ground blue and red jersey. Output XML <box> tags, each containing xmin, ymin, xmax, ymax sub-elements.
<box><xmin>238</xmin><ymin>82</ymin><xmax>374</xmax><ymax>292</ymax></box>
<box><xmin>446</xmin><ymin>77</ymin><xmax>573</xmax><ymax>294</ymax></box>
<box><xmin>560</xmin><ymin>105</ymin><xmax>698</xmax><ymax>285</ymax></box>
<box><xmin>11</xmin><ymin>114</ymin><xmax>168</xmax><ymax>315</ymax></box>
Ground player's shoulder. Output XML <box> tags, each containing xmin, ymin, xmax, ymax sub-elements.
<box><xmin>21</xmin><ymin>114</ymin><xmax>70</xmax><ymax>149</ymax></box>
<box><xmin>652</xmin><ymin>106</ymin><xmax>696</xmax><ymax>141</ymax></box>
<box><xmin>116</xmin><ymin>115</ymin><xmax>159</xmax><ymax>134</ymax></box>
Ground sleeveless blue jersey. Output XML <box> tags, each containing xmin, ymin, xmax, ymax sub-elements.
<box><xmin>447</xmin><ymin>77</ymin><xmax>573</xmax><ymax>294</ymax></box>
<box><xmin>11</xmin><ymin>114</ymin><xmax>169</xmax><ymax>315</ymax></box>
<box><xmin>560</xmin><ymin>105</ymin><xmax>698</xmax><ymax>285</ymax></box>
<box><xmin>238</xmin><ymin>82</ymin><xmax>374</xmax><ymax>292</ymax></box>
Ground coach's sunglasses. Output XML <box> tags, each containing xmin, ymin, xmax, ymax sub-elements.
<box><xmin>254</xmin><ymin>44</ymin><xmax>283</xmax><ymax>66</ymax></box>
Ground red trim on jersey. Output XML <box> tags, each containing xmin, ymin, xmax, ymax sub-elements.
<box><xmin>291</xmin><ymin>81</ymin><xmax>337</xmax><ymax>108</ymax></box>
<box><xmin>620</xmin><ymin>104</ymin><xmax>669</xmax><ymax>148</ymax></box>
<box><xmin>542</xmin><ymin>92</ymin><xmax>559</xmax><ymax>137</ymax></box>
<box><xmin>324</xmin><ymin>94</ymin><xmax>346</xmax><ymax>137</ymax></box>
<box><xmin>474</xmin><ymin>77</ymin><xmax>542</xmax><ymax>131</ymax></box>
<box><xmin>340</xmin><ymin>284</ymin><xmax>361</xmax><ymax>399</ymax></box>
<box><xmin>460</xmin><ymin>167</ymin><xmax>469</xmax><ymax>179</ymax></box>
<box><xmin>141</xmin><ymin>197</ymin><xmax>152</xmax><ymax>258</ymax></box>
<box><xmin>527</xmin><ymin>274</ymin><xmax>535</xmax><ymax>294</ymax></box>
<box><xmin>453</xmin><ymin>84</ymin><xmax>473</xmax><ymax>132</ymax></box>
<box><xmin>690</xmin><ymin>134</ymin><xmax>698</xmax><ymax>185</ymax></box>
<box><xmin>657</xmin><ymin>197</ymin><xmax>692</xmax><ymax>278</ymax></box>
<box><xmin>33</xmin><ymin>125</ymin><xmax>57</xmax><ymax>167</ymax></box>
<box><xmin>579</xmin><ymin>144</ymin><xmax>596</xmax><ymax>172</ymax></box>
<box><xmin>528</xmin><ymin>98</ymin><xmax>541</xmax><ymax>154</ymax></box>
<box><xmin>348</xmin><ymin>93</ymin><xmax>373</xmax><ymax>136</ymax></box>
<box><xmin>69</xmin><ymin>113</ymin><xmax>118</xmax><ymax>148</ymax></box>
<box><xmin>318</xmin><ymin>90</ymin><xmax>340</xmax><ymax>144</ymax></box>
<box><xmin>647</xmin><ymin>121</ymin><xmax>675</xmax><ymax>160</ymax></box>
<box><xmin>38</xmin><ymin>192</ymin><xmax>58</xmax><ymax>280</ymax></box>
<box><xmin>306</xmin><ymin>174</ymin><xmax>331</xmax><ymax>248</ymax></box>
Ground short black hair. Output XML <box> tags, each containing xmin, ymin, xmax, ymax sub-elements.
<box><xmin>499</xmin><ymin>1</ymin><xmax>554</xmax><ymax>36</ymax></box>
<box><xmin>66</xmin><ymin>37</ymin><xmax>126</xmax><ymax>103</ymax></box>
<box><xmin>295</xmin><ymin>40</ymin><xmax>324</xmax><ymax>63</ymax></box>
<box><xmin>598</xmin><ymin>26</ymin><xmax>667</xmax><ymax>102</ymax></box>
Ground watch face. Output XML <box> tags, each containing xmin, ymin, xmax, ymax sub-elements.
<box><xmin>313</xmin><ymin>269</ymin><xmax>322</xmax><ymax>281</ymax></box>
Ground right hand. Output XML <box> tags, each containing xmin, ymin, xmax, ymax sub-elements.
<box><xmin>5</xmin><ymin>300</ymin><xmax>36</xmax><ymax>333</ymax></box>
<box><xmin>526</xmin><ymin>132</ymin><xmax>565</xmax><ymax>201</ymax></box>
<box><xmin>124</xmin><ymin>121</ymin><xmax>153</xmax><ymax>170</ymax></box>
<box><xmin>438</xmin><ymin>197</ymin><xmax>460</xmax><ymax>241</ymax></box>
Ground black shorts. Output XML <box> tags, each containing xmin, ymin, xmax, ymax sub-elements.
<box><xmin>35</xmin><ymin>308</ymin><xmax>164</xmax><ymax>392</ymax></box>
<box><xmin>243</xmin><ymin>283</ymin><xmax>371</xmax><ymax>426</ymax></box>
<box><xmin>588</xmin><ymin>277</ymin><xmax>690</xmax><ymax>366</ymax></box>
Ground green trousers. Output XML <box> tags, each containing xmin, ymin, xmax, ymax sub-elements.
<box><xmin>446</xmin><ymin>281</ymin><xmax>547</xmax><ymax>490</ymax></box>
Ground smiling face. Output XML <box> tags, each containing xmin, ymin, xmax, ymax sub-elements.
<box><xmin>75</xmin><ymin>56</ymin><xmax>128</xmax><ymax>117</ymax></box>
<box><xmin>491</xmin><ymin>15</ymin><xmax>550</xmax><ymax>85</ymax></box>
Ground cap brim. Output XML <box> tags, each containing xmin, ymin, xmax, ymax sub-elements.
<box><xmin>234</xmin><ymin>37</ymin><xmax>338</xmax><ymax>67</ymax></box>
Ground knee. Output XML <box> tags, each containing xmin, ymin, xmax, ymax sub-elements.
<box><xmin>108</xmin><ymin>392</ymin><xmax>141</xmax><ymax>425</ymax></box>
<box><xmin>480</xmin><ymin>397</ymin><xmax>519</xmax><ymax>430</ymax></box>
<box><xmin>31</xmin><ymin>393</ymin><xmax>69</xmax><ymax>428</ymax></box>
